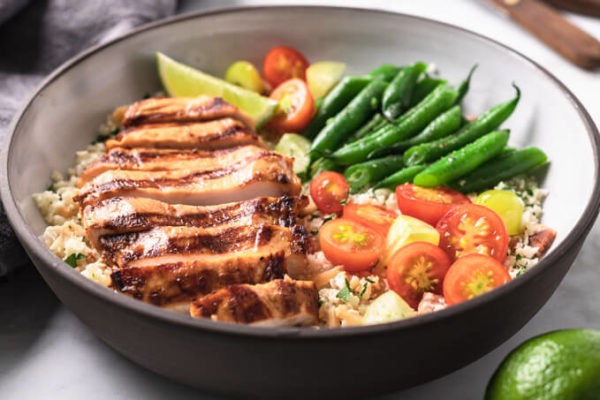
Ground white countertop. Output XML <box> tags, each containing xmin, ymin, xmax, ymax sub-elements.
<box><xmin>1</xmin><ymin>1</ymin><xmax>599</xmax><ymax>399</ymax></box>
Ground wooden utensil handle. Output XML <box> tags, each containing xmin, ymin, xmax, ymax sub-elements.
<box><xmin>543</xmin><ymin>0</ymin><xmax>600</xmax><ymax>18</ymax></box>
<box><xmin>490</xmin><ymin>0</ymin><xmax>600</xmax><ymax>69</ymax></box>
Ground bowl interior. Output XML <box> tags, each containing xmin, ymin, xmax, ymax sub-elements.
<box><xmin>6</xmin><ymin>7</ymin><xmax>596</xmax><ymax>288</ymax></box>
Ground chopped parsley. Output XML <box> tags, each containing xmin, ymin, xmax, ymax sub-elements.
<box><xmin>323</xmin><ymin>213</ymin><xmax>337</xmax><ymax>224</ymax></box>
<box><xmin>310</xmin><ymin>230</ymin><xmax>319</xmax><ymax>236</ymax></box>
<box><xmin>340</xmin><ymin>199</ymin><xmax>347</xmax><ymax>206</ymax></box>
<box><xmin>336</xmin><ymin>278</ymin><xmax>352</xmax><ymax>301</ymax></box>
<box><xmin>318</xmin><ymin>299</ymin><xmax>324</xmax><ymax>308</ymax></box>
<box><xmin>64</xmin><ymin>253</ymin><xmax>87</xmax><ymax>268</ymax></box>
<box><xmin>46</xmin><ymin>183</ymin><xmax>56</xmax><ymax>193</ymax></box>
<box><xmin>358</xmin><ymin>278</ymin><xmax>376</xmax><ymax>299</ymax></box>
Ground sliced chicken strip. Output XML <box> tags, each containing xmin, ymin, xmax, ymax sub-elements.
<box><xmin>190</xmin><ymin>279</ymin><xmax>319</xmax><ymax>326</ymax></box>
<box><xmin>75</xmin><ymin>151</ymin><xmax>301</xmax><ymax>206</ymax></box>
<box><xmin>111</xmin><ymin>251</ymin><xmax>289</xmax><ymax>309</ymax></box>
<box><xmin>106</xmin><ymin>118</ymin><xmax>264</xmax><ymax>151</ymax></box>
<box><xmin>79</xmin><ymin>145</ymin><xmax>268</xmax><ymax>186</ymax></box>
<box><xmin>121</xmin><ymin>96</ymin><xmax>254</xmax><ymax>130</ymax></box>
<box><xmin>97</xmin><ymin>224</ymin><xmax>308</xmax><ymax>270</ymax></box>
<box><xmin>82</xmin><ymin>195</ymin><xmax>308</xmax><ymax>249</ymax></box>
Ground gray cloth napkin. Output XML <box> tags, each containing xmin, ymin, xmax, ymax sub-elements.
<box><xmin>0</xmin><ymin>0</ymin><xmax>177</xmax><ymax>276</ymax></box>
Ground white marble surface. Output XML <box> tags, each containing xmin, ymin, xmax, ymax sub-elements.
<box><xmin>1</xmin><ymin>1</ymin><xmax>599</xmax><ymax>399</ymax></box>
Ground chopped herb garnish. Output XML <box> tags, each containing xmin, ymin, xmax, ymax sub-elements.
<box><xmin>64</xmin><ymin>253</ymin><xmax>87</xmax><ymax>268</ymax></box>
<box><xmin>526</xmin><ymin>188</ymin><xmax>534</xmax><ymax>196</ymax></box>
<box><xmin>310</xmin><ymin>214</ymin><xmax>320</xmax><ymax>220</ymax></box>
<box><xmin>336</xmin><ymin>279</ymin><xmax>352</xmax><ymax>301</ymax></box>
<box><xmin>318</xmin><ymin>299</ymin><xmax>324</xmax><ymax>307</ymax></box>
<box><xmin>109</xmin><ymin>127</ymin><xmax>121</xmax><ymax>136</ymax></box>
<box><xmin>340</xmin><ymin>199</ymin><xmax>347</xmax><ymax>206</ymax></box>
<box><xmin>358</xmin><ymin>283</ymin><xmax>368</xmax><ymax>299</ymax></box>
<box><xmin>365</xmin><ymin>277</ymin><xmax>375</xmax><ymax>283</ymax></box>
<box><xmin>323</xmin><ymin>213</ymin><xmax>337</xmax><ymax>223</ymax></box>
<box><xmin>310</xmin><ymin>230</ymin><xmax>319</xmax><ymax>236</ymax></box>
<box><xmin>46</xmin><ymin>183</ymin><xmax>56</xmax><ymax>193</ymax></box>
<box><xmin>515</xmin><ymin>254</ymin><xmax>522</xmax><ymax>261</ymax></box>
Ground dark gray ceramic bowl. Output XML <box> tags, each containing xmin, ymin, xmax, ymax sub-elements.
<box><xmin>2</xmin><ymin>6</ymin><xmax>599</xmax><ymax>399</ymax></box>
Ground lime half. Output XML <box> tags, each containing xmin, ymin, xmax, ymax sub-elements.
<box><xmin>156</xmin><ymin>52</ymin><xmax>278</xmax><ymax>128</ymax></box>
<box><xmin>274</xmin><ymin>133</ymin><xmax>311</xmax><ymax>176</ymax></box>
<box><xmin>486</xmin><ymin>329</ymin><xmax>600</xmax><ymax>400</ymax></box>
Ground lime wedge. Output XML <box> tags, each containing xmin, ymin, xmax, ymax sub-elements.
<box><xmin>156</xmin><ymin>52</ymin><xmax>278</xmax><ymax>128</ymax></box>
<box><xmin>274</xmin><ymin>133</ymin><xmax>311</xmax><ymax>175</ymax></box>
<box><xmin>306</xmin><ymin>61</ymin><xmax>346</xmax><ymax>99</ymax></box>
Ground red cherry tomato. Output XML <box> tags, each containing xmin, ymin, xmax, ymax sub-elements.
<box><xmin>310</xmin><ymin>171</ymin><xmax>349</xmax><ymax>215</ymax></box>
<box><xmin>395</xmin><ymin>184</ymin><xmax>471</xmax><ymax>226</ymax></box>
<box><xmin>443</xmin><ymin>254</ymin><xmax>511</xmax><ymax>305</ymax></box>
<box><xmin>263</xmin><ymin>46</ymin><xmax>309</xmax><ymax>88</ymax></box>
<box><xmin>267</xmin><ymin>79</ymin><xmax>315</xmax><ymax>133</ymax></box>
<box><xmin>319</xmin><ymin>218</ymin><xmax>384</xmax><ymax>272</ymax></box>
<box><xmin>343</xmin><ymin>204</ymin><xmax>398</xmax><ymax>237</ymax></box>
<box><xmin>386</xmin><ymin>242</ymin><xmax>451</xmax><ymax>309</ymax></box>
<box><xmin>436</xmin><ymin>204</ymin><xmax>509</xmax><ymax>263</ymax></box>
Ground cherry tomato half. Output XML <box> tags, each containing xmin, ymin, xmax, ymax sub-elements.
<box><xmin>263</xmin><ymin>46</ymin><xmax>309</xmax><ymax>88</ymax></box>
<box><xmin>386</xmin><ymin>241</ymin><xmax>451</xmax><ymax>309</ymax></box>
<box><xmin>320</xmin><ymin>218</ymin><xmax>384</xmax><ymax>272</ymax></box>
<box><xmin>267</xmin><ymin>79</ymin><xmax>315</xmax><ymax>134</ymax></box>
<box><xmin>436</xmin><ymin>204</ymin><xmax>509</xmax><ymax>263</ymax></box>
<box><xmin>343</xmin><ymin>204</ymin><xmax>398</xmax><ymax>237</ymax></box>
<box><xmin>396</xmin><ymin>184</ymin><xmax>471</xmax><ymax>226</ymax></box>
<box><xmin>443</xmin><ymin>254</ymin><xmax>511</xmax><ymax>305</ymax></box>
<box><xmin>310</xmin><ymin>171</ymin><xmax>350</xmax><ymax>215</ymax></box>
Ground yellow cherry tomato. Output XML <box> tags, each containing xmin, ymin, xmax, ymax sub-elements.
<box><xmin>475</xmin><ymin>190</ymin><xmax>523</xmax><ymax>235</ymax></box>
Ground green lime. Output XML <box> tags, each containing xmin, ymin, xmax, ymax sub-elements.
<box><xmin>274</xmin><ymin>133</ymin><xmax>311</xmax><ymax>175</ymax></box>
<box><xmin>306</xmin><ymin>61</ymin><xmax>346</xmax><ymax>99</ymax></box>
<box><xmin>156</xmin><ymin>52</ymin><xmax>278</xmax><ymax>128</ymax></box>
<box><xmin>486</xmin><ymin>329</ymin><xmax>600</xmax><ymax>400</ymax></box>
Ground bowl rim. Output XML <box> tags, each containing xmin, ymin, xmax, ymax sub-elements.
<box><xmin>2</xmin><ymin>5</ymin><xmax>599</xmax><ymax>339</ymax></box>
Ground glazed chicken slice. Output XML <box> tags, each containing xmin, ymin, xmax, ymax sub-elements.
<box><xmin>97</xmin><ymin>224</ymin><xmax>308</xmax><ymax>271</ymax></box>
<box><xmin>82</xmin><ymin>195</ymin><xmax>308</xmax><ymax>249</ymax></box>
<box><xmin>190</xmin><ymin>279</ymin><xmax>319</xmax><ymax>326</ymax></box>
<box><xmin>111</xmin><ymin>250</ymin><xmax>290</xmax><ymax>310</ymax></box>
<box><xmin>75</xmin><ymin>150</ymin><xmax>301</xmax><ymax>206</ymax></box>
<box><xmin>79</xmin><ymin>144</ymin><xmax>269</xmax><ymax>185</ymax></box>
<box><xmin>121</xmin><ymin>96</ymin><xmax>254</xmax><ymax>130</ymax></box>
<box><xmin>106</xmin><ymin>118</ymin><xmax>264</xmax><ymax>151</ymax></box>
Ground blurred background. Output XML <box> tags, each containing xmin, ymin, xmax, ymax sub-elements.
<box><xmin>0</xmin><ymin>1</ymin><xmax>598</xmax><ymax>399</ymax></box>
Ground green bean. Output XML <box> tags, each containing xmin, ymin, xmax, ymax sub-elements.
<box><xmin>450</xmin><ymin>147</ymin><xmax>548</xmax><ymax>193</ymax></box>
<box><xmin>344</xmin><ymin>155</ymin><xmax>405</xmax><ymax>193</ymax></box>
<box><xmin>349</xmin><ymin>113</ymin><xmax>386</xmax><ymax>142</ymax></box>
<box><xmin>365</xmin><ymin>65</ymin><xmax>403</xmax><ymax>82</ymax></box>
<box><xmin>331</xmin><ymin>84</ymin><xmax>460</xmax><ymax>165</ymax></box>
<box><xmin>409</xmin><ymin>77</ymin><xmax>447</xmax><ymax>107</ymax></box>
<box><xmin>413</xmin><ymin>130</ymin><xmax>510</xmax><ymax>188</ymax></box>
<box><xmin>303</xmin><ymin>76</ymin><xmax>371</xmax><ymax>139</ymax></box>
<box><xmin>456</xmin><ymin>64</ymin><xmax>478</xmax><ymax>104</ymax></box>
<box><xmin>382</xmin><ymin>62</ymin><xmax>427</xmax><ymax>120</ymax></box>
<box><xmin>310</xmin><ymin>158</ymin><xmax>341</xmax><ymax>178</ymax></box>
<box><xmin>310</xmin><ymin>79</ymin><xmax>387</xmax><ymax>161</ymax></box>
<box><xmin>376</xmin><ymin>105</ymin><xmax>462</xmax><ymax>156</ymax></box>
<box><xmin>404</xmin><ymin>85</ymin><xmax>520</xmax><ymax>166</ymax></box>
<box><xmin>374</xmin><ymin>165</ymin><xmax>427</xmax><ymax>190</ymax></box>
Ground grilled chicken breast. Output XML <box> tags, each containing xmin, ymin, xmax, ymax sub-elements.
<box><xmin>97</xmin><ymin>224</ymin><xmax>308</xmax><ymax>270</ymax></box>
<box><xmin>111</xmin><ymin>251</ymin><xmax>289</xmax><ymax>309</ymax></box>
<box><xmin>79</xmin><ymin>145</ymin><xmax>269</xmax><ymax>185</ymax></box>
<box><xmin>121</xmin><ymin>96</ymin><xmax>254</xmax><ymax>130</ymax></box>
<box><xmin>106</xmin><ymin>118</ymin><xmax>264</xmax><ymax>151</ymax></box>
<box><xmin>190</xmin><ymin>279</ymin><xmax>319</xmax><ymax>326</ymax></box>
<box><xmin>82</xmin><ymin>195</ymin><xmax>308</xmax><ymax>249</ymax></box>
<box><xmin>75</xmin><ymin>150</ymin><xmax>301</xmax><ymax>206</ymax></box>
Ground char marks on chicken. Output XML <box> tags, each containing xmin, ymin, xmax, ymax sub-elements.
<box><xmin>77</xmin><ymin>96</ymin><xmax>316</xmax><ymax>325</ymax></box>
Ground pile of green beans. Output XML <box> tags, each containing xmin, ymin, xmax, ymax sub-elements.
<box><xmin>295</xmin><ymin>61</ymin><xmax>547</xmax><ymax>195</ymax></box>
<box><xmin>404</xmin><ymin>85</ymin><xmax>521</xmax><ymax>166</ymax></box>
<box><xmin>344</xmin><ymin>155</ymin><xmax>405</xmax><ymax>193</ymax></box>
<box><xmin>331</xmin><ymin>83</ymin><xmax>459</xmax><ymax>165</ymax></box>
